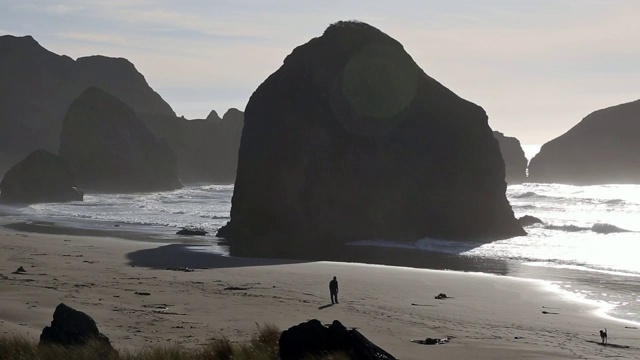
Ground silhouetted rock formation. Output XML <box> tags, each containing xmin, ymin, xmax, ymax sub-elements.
<box><xmin>0</xmin><ymin>35</ymin><xmax>174</xmax><ymax>176</ymax></box>
<box><xmin>176</xmin><ymin>227</ymin><xmax>208</xmax><ymax>236</ymax></box>
<box><xmin>140</xmin><ymin>108</ymin><xmax>244</xmax><ymax>184</ymax></box>
<box><xmin>518</xmin><ymin>215</ymin><xmax>543</xmax><ymax>227</ymax></box>
<box><xmin>528</xmin><ymin>99</ymin><xmax>640</xmax><ymax>184</ymax></box>
<box><xmin>206</xmin><ymin>109</ymin><xmax>222</xmax><ymax>122</ymax></box>
<box><xmin>493</xmin><ymin>131</ymin><xmax>527</xmax><ymax>184</ymax></box>
<box><xmin>279</xmin><ymin>319</ymin><xmax>396</xmax><ymax>360</ymax></box>
<box><xmin>0</xmin><ymin>149</ymin><xmax>83</xmax><ymax>204</ymax></box>
<box><xmin>74</xmin><ymin>56</ymin><xmax>174</xmax><ymax>116</ymax></box>
<box><xmin>218</xmin><ymin>21</ymin><xmax>524</xmax><ymax>257</ymax></box>
<box><xmin>59</xmin><ymin>87</ymin><xmax>181</xmax><ymax>192</ymax></box>
<box><xmin>40</xmin><ymin>303</ymin><xmax>112</xmax><ymax>348</ymax></box>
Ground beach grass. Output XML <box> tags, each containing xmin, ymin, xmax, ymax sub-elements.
<box><xmin>0</xmin><ymin>323</ymin><xmax>350</xmax><ymax>360</ymax></box>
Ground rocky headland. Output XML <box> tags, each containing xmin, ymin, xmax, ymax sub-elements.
<box><xmin>218</xmin><ymin>21</ymin><xmax>525</xmax><ymax>258</ymax></box>
<box><xmin>0</xmin><ymin>34</ymin><xmax>247</xmax><ymax>188</ymax></box>
<box><xmin>528</xmin><ymin>99</ymin><xmax>640</xmax><ymax>184</ymax></box>
<box><xmin>0</xmin><ymin>35</ymin><xmax>174</xmax><ymax>176</ymax></box>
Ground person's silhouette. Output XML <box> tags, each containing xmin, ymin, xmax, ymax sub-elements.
<box><xmin>329</xmin><ymin>276</ymin><xmax>339</xmax><ymax>304</ymax></box>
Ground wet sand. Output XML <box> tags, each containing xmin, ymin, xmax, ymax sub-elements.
<box><xmin>1</xmin><ymin>222</ymin><xmax>639</xmax><ymax>359</ymax></box>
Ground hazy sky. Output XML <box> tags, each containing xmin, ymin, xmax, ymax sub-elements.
<box><xmin>2</xmin><ymin>0</ymin><xmax>638</xmax><ymax>144</ymax></box>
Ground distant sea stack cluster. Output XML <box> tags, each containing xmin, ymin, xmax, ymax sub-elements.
<box><xmin>0</xmin><ymin>35</ymin><xmax>174</xmax><ymax>173</ymax></box>
<box><xmin>140</xmin><ymin>108</ymin><xmax>244</xmax><ymax>184</ymax></box>
<box><xmin>0</xmin><ymin>34</ymin><xmax>243</xmax><ymax>204</ymax></box>
<box><xmin>217</xmin><ymin>21</ymin><xmax>526</xmax><ymax>257</ymax></box>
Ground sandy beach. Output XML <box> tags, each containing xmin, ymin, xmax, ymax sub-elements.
<box><xmin>1</xmin><ymin>221</ymin><xmax>639</xmax><ymax>359</ymax></box>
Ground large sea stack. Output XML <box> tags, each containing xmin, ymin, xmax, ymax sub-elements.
<box><xmin>59</xmin><ymin>87</ymin><xmax>182</xmax><ymax>192</ymax></box>
<box><xmin>0</xmin><ymin>149</ymin><xmax>83</xmax><ymax>204</ymax></box>
<box><xmin>218</xmin><ymin>21</ymin><xmax>524</xmax><ymax>257</ymax></box>
<box><xmin>528</xmin><ymin>99</ymin><xmax>640</xmax><ymax>184</ymax></box>
<box><xmin>493</xmin><ymin>131</ymin><xmax>527</xmax><ymax>184</ymax></box>
<box><xmin>0</xmin><ymin>35</ymin><xmax>174</xmax><ymax>176</ymax></box>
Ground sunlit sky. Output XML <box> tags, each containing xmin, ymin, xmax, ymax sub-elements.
<box><xmin>2</xmin><ymin>0</ymin><xmax>638</xmax><ymax>144</ymax></box>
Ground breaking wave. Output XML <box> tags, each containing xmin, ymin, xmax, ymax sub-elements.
<box><xmin>544</xmin><ymin>223</ymin><xmax>631</xmax><ymax>234</ymax></box>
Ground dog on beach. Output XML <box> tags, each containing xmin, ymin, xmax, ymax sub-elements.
<box><xmin>599</xmin><ymin>328</ymin><xmax>607</xmax><ymax>345</ymax></box>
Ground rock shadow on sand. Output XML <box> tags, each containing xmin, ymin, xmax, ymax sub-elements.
<box><xmin>126</xmin><ymin>244</ymin><xmax>310</xmax><ymax>269</ymax></box>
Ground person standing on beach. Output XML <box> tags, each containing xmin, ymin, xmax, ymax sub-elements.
<box><xmin>329</xmin><ymin>276</ymin><xmax>339</xmax><ymax>304</ymax></box>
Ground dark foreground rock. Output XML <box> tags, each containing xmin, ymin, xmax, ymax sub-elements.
<box><xmin>0</xmin><ymin>149</ymin><xmax>83</xmax><ymax>204</ymax></box>
<box><xmin>493</xmin><ymin>131</ymin><xmax>527</xmax><ymax>184</ymax></box>
<box><xmin>279</xmin><ymin>319</ymin><xmax>395</xmax><ymax>360</ymax></box>
<box><xmin>528</xmin><ymin>99</ymin><xmax>640</xmax><ymax>184</ymax></box>
<box><xmin>59</xmin><ymin>87</ymin><xmax>182</xmax><ymax>192</ymax></box>
<box><xmin>40</xmin><ymin>303</ymin><xmax>112</xmax><ymax>348</ymax></box>
<box><xmin>218</xmin><ymin>21</ymin><xmax>524</xmax><ymax>257</ymax></box>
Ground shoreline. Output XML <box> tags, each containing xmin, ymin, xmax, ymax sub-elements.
<box><xmin>1</xmin><ymin>222</ymin><xmax>640</xmax><ymax>358</ymax></box>
<box><xmin>1</xmin><ymin>218</ymin><xmax>510</xmax><ymax>273</ymax></box>
<box><xmin>5</xmin><ymin>218</ymin><xmax>640</xmax><ymax>327</ymax></box>
<box><xmin>1</xmin><ymin>218</ymin><xmax>213</xmax><ymax>244</ymax></box>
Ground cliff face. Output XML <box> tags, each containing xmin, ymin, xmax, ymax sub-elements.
<box><xmin>139</xmin><ymin>108</ymin><xmax>244</xmax><ymax>184</ymax></box>
<box><xmin>493</xmin><ymin>131</ymin><xmax>527</xmax><ymax>184</ymax></box>
<box><xmin>74</xmin><ymin>56</ymin><xmax>175</xmax><ymax>116</ymax></box>
<box><xmin>218</xmin><ymin>21</ymin><xmax>524</xmax><ymax>257</ymax></box>
<box><xmin>528</xmin><ymin>99</ymin><xmax>640</xmax><ymax>184</ymax></box>
<box><xmin>0</xmin><ymin>35</ymin><xmax>174</xmax><ymax>176</ymax></box>
<box><xmin>59</xmin><ymin>87</ymin><xmax>181</xmax><ymax>192</ymax></box>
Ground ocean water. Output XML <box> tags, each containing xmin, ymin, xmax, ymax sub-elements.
<box><xmin>1</xmin><ymin>153</ymin><xmax>639</xmax><ymax>324</ymax></box>
<box><xmin>0</xmin><ymin>184</ymin><xmax>234</xmax><ymax>237</ymax></box>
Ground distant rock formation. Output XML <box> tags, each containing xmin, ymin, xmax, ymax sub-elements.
<box><xmin>0</xmin><ymin>35</ymin><xmax>174</xmax><ymax>176</ymax></box>
<box><xmin>279</xmin><ymin>319</ymin><xmax>396</xmax><ymax>360</ymax></box>
<box><xmin>140</xmin><ymin>108</ymin><xmax>244</xmax><ymax>184</ymax></box>
<box><xmin>218</xmin><ymin>21</ymin><xmax>524</xmax><ymax>257</ymax></box>
<box><xmin>528</xmin><ymin>99</ymin><xmax>640</xmax><ymax>184</ymax></box>
<box><xmin>74</xmin><ymin>56</ymin><xmax>174</xmax><ymax>116</ymax></box>
<box><xmin>493</xmin><ymin>131</ymin><xmax>527</xmax><ymax>184</ymax></box>
<box><xmin>40</xmin><ymin>303</ymin><xmax>112</xmax><ymax>348</ymax></box>
<box><xmin>59</xmin><ymin>87</ymin><xmax>181</xmax><ymax>192</ymax></box>
<box><xmin>0</xmin><ymin>149</ymin><xmax>83</xmax><ymax>204</ymax></box>
<box><xmin>206</xmin><ymin>109</ymin><xmax>221</xmax><ymax>122</ymax></box>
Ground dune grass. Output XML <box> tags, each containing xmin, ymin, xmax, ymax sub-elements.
<box><xmin>0</xmin><ymin>323</ymin><xmax>280</xmax><ymax>360</ymax></box>
<box><xmin>0</xmin><ymin>335</ymin><xmax>119</xmax><ymax>360</ymax></box>
<box><xmin>0</xmin><ymin>323</ymin><xmax>349</xmax><ymax>360</ymax></box>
